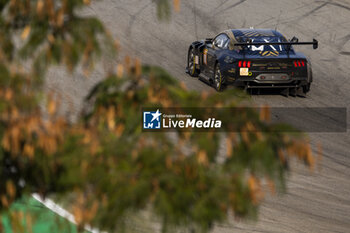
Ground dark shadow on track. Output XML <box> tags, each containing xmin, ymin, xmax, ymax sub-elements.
<box><xmin>220</xmin><ymin>83</ymin><xmax>308</xmax><ymax>97</ymax></box>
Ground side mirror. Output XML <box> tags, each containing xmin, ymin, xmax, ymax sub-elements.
<box><xmin>290</xmin><ymin>36</ymin><xmax>299</xmax><ymax>43</ymax></box>
<box><xmin>313</xmin><ymin>39</ymin><xmax>318</xmax><ymax>49</ymax></box>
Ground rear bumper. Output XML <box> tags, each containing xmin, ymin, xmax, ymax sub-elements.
<box><xmin>224</xmin><ymin>71</ymin><xmax>309</xmax><ymax>88</ymax></box>
<box><xmin>246</xmin><ymin>82</ymin><xmax>305</xmax><ymax>89</ymax></box>
<box><xmin>229</xmin><ymin>79</ymin><xmax>309</xmax><ymax>88</ymax></box>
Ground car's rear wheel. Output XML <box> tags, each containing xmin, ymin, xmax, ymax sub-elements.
<box><xmin>213</xmin><ymin>63</ymin><xmax>224</xmax><ymax>92</ymax></box>
<box><xmin>303</xmin><ymin>64</ymin><xmax>312</xmax><ymax>94</ymax></box>
<box><xmin>302</xmin><ymin>83</ymin><xmax>311</xmax><ymax>93</ymax></box>
<box><xmin>187</xmin><ymin>48</ymin><xmax>199</xmax><ymax>77</ymax></box>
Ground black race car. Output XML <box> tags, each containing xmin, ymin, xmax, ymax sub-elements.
<box><xmin>186</xmin><ymin>29</ymin><xmax>318</xmax><ymax>94</ymax></box>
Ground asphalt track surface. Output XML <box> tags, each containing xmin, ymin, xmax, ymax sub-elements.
<box><xmin>45</xmin><ymin>0</ymin><xmax>350</xmax><ymax>232</ymax></box>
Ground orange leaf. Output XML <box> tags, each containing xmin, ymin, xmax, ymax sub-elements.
<box><xmin>259</xmin><ymin>105</ymin><xmax>270</xmax><ymax>122</ymax></box>
<box><xmin>23</xmin><ymin>144</ymin><xmax>35</xmax><ymax>159</ymax></box>
<box><xmin>36</xmin><ymin>0</ymin><xmax>44</xmax><ymax>15</ymax></box>
<box><xmin>21</xmin><ymin>26</ymin><xmax>31</xmax><ymax>40</ymax></box>
<box><xmin>115</xmin><ymin>124</ymin><xmax>125</xmax><ymax>137</ymax></box>
<box><xmin>1</xmin><ymin>195</ymin><xmax>9</xmax><ymax>207</ymax></box>
<box><xmin>116</xmin><ymin>64</ymin><xmax>124</xmax><ymax>78</ymax></box>
<box><xmin>226</xmin><ymin>137</ymin><xmax>233</xmax><ymax>158</ymax></box>
<box><xmin>2</xmin><ymin>133</ymin><xmax>10</xmax><ymax>151</ymax></box>
<box><xmin>173</xmin><ymin>0</ymin><xmax>181</xmax><ymax>12</ymax></box>
<box><xmin>86</xmin><ymin>201</ymin><xmax>99</xmax><ymax>221</ymax></box>
<box><xmin>47</xmin><ymin>99</ymin><xmax>57</xmax><ymax>116</ymax></box>
<box><xmin>6</xmin><ymin>181</ymin><xmax>16</xmax><ymax>199</ymax></box>
<box><xmin>4</xmin><ymin>89</ymin><xmax>13</xmax><ymax>101</ymax></box>
<box><xmin>56</xmin><ymin>9</ymin><xmax>64</xmax><ymax>27</ymax></box>
<box><xmin>180</xmin><ymin>81</ymin><xmax>187</xmax><ymax>90</ymax></box>
<box><xmin>124</xmin><ymin>56</ymin><xmax>131</xmax><ymax>74</ymax></box>
<box><xmin>47</xmin><ymin>34</ymin><xmax>55</xmax><ymax>44</ymax></box>
<box><xmin>25</xmin><ymin>214</ymin><xmax>33</xmax><ymax>233</ymax></box>
<box><xmin>197</xmin><ymin>150</ymin><xmax>208</xmax><ymax>166</ymax></box>
<box><xmin>134</xmin><ymin>58</ymin><xmax>142</xmax><ymax>77</ymax></box>
<box><xmin>241</xmin><ymin>131</ymin><xmax>249</xmax><ymax>144</ymax></box>
<box><xmin>306</xmin><ymin>143</ymin><xmax>314</xmax><ymax>171</ymax></box>
<box><xmin>248</xmin><ymin>176</ymin><xmax>264</xmax><ymax>204</ymax></box>
<box><xmin>106</xmin><ymin>107</ymin><xmax>116</xmax><ymax>130</ymax></box>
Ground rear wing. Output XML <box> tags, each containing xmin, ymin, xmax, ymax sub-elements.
<box><xmin>234</xmin><ymin>39</ymin><xmax>318</xmax><ymax>50</ymax></box>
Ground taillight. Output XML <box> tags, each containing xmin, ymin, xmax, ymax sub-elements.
<box><xmin>238</xmin><ymin>61</ymin><xmax>252</xmax><ymax>68</ymax></box>
<box><xmin>293</xmin><ymin>60</ymin><xmax>306</xmax><ymax>67</ymax></box>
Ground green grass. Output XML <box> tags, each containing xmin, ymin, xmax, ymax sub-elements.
<box><xmin>1</xmin><ymin>196</ymin><xmax>88</xmax><ymax>233</ymax></box>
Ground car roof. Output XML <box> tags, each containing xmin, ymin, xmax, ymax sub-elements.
<box><xmin>219</xmin><ymin>29</ymin><xmax>286</xmax><ymax>51</ymax></box>
<box><xmin>230</xmin><ymin>29</ymin><xmax>284</xmax><ymax>39</ymax></box>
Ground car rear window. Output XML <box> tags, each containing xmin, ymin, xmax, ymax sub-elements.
<box><xmin>246</xmin><ymin>37</ymin><xmax>288</xmax><ymax>52</ymax></box>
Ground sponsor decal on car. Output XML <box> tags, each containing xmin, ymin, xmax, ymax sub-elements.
<box><xmin>240</xmin><ymin>68</ymin><xmax>249</xmax><ymax>76</ymax></box>
<box><xmin>203</xmin><ymin>49</ymin><xmax>208</xmax><ymax>65</ymax></box>
<box><xmin>259</xmin><ymin>50</ymin><xmax>279</xmax><ymax>57</ymax></box>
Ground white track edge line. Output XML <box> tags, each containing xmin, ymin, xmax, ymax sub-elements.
<box><xmin>31</xmin><ymin>193</ymin><xmax>106</xmax><ymax>233</ymax></box>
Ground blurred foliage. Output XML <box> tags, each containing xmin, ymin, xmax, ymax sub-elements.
<box><xmin>153</xmin><ymin>0</ymin><xmax>181</xmax><ymax>20</ymax></box>
<box><xmin>0</xmin><ymin>0</ymin><xmax>315</xmax><ymax>233</ymax></box>
<box><xmin>154</xmin><ymin>0</ymin><xmax>171</xmax><ymax>20</ymax></box>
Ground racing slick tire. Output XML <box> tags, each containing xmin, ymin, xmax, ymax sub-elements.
<box><xmin>187</xmin><ymin>48</ymin><xmax>200</xmax><ymax>77</ymax></box>
<box><xmin>213</xmin><ymin>63</ymin><xmax>224</xmax><ymax>92</ymax></box>
<box><xmin>302</xmin><ymin>83</ymin><xmax>311</xmax><ymax>94</ymax></box>
<box><xmin>303</xmin><ymin>65</ymin><xmax>313</xmax><ymax>94</ymax></box>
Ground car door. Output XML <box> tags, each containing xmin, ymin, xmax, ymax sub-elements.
<box><xmin>205</xmin><ymin>33</ymin><xmax>230</xmax><ymax>76</ymax></box>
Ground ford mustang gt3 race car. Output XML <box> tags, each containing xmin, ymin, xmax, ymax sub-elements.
<box><xmin>186</xmin><ymin>29</ymin><xmax>318</xmax><ymax>94</ymax></box>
